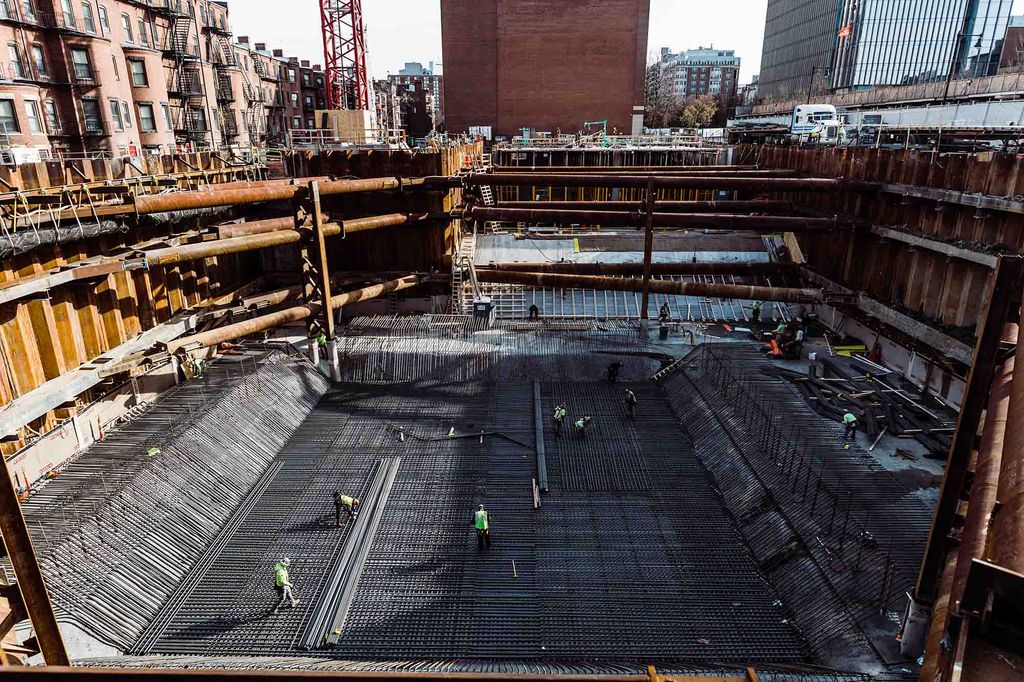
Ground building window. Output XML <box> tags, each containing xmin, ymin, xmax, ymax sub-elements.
<box><xmin>306</xmin><ymin>118</ymin><xmax>313</xmax><ymax>128</ymax></box>
<box><xmin>129</xmin><ymin>59</ymin><xmax>147</xmax><ymax>86</ymax></box>
<box><xmin>0</xmin><ymin>1</ymin><xmax>10</xmax><ymax>19</ymax></box>
<box><xmin>31</xmin><ymin>44</ymin><xmax>47</xmax><ymax>77</ymax></box>
<box><xmin>60</xmin><ymin>0</ymin><xmax>73</xmax><ymax>27</ymax></box>
<box><xmin>304</xmin><ymin>95</ymin><xmax>312</xmax><ymax>108</ymax></box>
<box><xmin>80</xmin><ymin>2</ymin><xmax>95</xmax><ymax>33</ymax></box>
<box><xmin>44</xmin><ymin>99</ymin><xmax>58</xmax><ymax>132</ymax></box>
<box><xmin>288</xmin><ymin>68</ymin><xmax>296</xmax><ymax>83</ymax></box>
<box><xmin>70</xmin><ymin>47</ymin><xmax>92</xmax><ymax>80</ymax></box>
<box><xmin>25</xmin><ymin>100</ymin><xmax>42</xmax><ymax>133</ymax></box>
<box><xmin>302</xmin><ymin>72</ymin><xmax>310</xmax><ymax>86</ymax></box>
<box><xmin>161</xmin><ymin>102</ymin><xmax>171</xmax><ymax>129</ymax></box>
<box><xmin>191</xmin><ymin>106</ymin><xmax>207</xmax><ymax>131</ymax></box>
<box><xmin>20</xmin><ymin>0</ymin><xmax>34</xmax><ymax>21</ymax></box>
<box><xmin>316</xmin><ymin>77</ymin><xmax>323</xmax><ymax>87</ymax></box>
<box><xmin>81</xmin><ymin>99</ymin><xmax>101</xmax><ymax>132</ymax></box>
<box><xmin>291</xmin><ymin>115</ymin><xmax>301</xmax><ymax>127</ymax></box>
<box><xmin>109</xmin><ymin>99</ymin><xmax>123</xmax><ymax>130</ymax></box>
<box><xmin>138</xmin><ymin>102</ymin><xmax>155</xmax><ymax>132</ymax></box>
<box><xmin>121</xmin><ymin>100</ymin><xmax>131</xmax><ymax>127</ymax></box>
<box><xmin>289</xmin><ymin>92</ymin><xmax>298</xmax><ymax>107</ymax></box>
<box><xmin>120</xmin><ymin>13</ymin><xmax>132</xmax><ymax>43</ymax></box>
<box><xmin>0</xmin><ymin>99</ymin><xmax>19</xmax><ymax>133</ymax></box>
<box><xmin>8</xmin><ymin>43</ymin><xmax>26</xmax><ymax>78</ymax></box>
<box><xmin>97</xmin><ymin>4</ymin><xmax>108</xmax><ymax>34</ymax></box>
<box><xmin>138</xmin><ymin>18</ymin><xmax>148</xmax><ymax>47</ymax></box>
<box><xmin>150</xmin><ymin>21</ymin><xmax>158</xmax><ymax>47</ymax></box>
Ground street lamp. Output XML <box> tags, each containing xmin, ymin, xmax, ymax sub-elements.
<box><xmin>942</xmin><ymin>32</ymin><xmax>984</xmax><ymax>103</ymax></box>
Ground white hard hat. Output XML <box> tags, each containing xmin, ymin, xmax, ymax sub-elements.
<box><xmin>281</xmin><ymin>557</ymin><xmax>291</xmax><ymax>566</ymax></box>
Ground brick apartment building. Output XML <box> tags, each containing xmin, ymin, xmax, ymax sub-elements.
<box><xmin>441</xmin><ymin>0</ymin><xmax>650</xmax><ymax>138</ymax></box>
<box><xmin>0</xmin><ymin>0</ymin><xmax>326</xmax><ymax>160</ymax></box>
<box><xmin>388</xmin><ymin>61</ymin><xmax>442</xmax><ymax>134</ymax></box>
<box><xmin>656</xmin><ymin>47</ymin><xmax>740</xmax><ymax>102</ymax></box>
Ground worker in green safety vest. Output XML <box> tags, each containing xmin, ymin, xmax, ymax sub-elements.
<box><xmin>552</xmin><ymin>403</ymin><xmax>567</xmax><ymax>436</ymax></box>
<box><xmin>334</xmin><ymin>491</ymin><xmax>360</xmax><ymax>527</ymax></box>
<box><xmin>273</xmin><ymin>558</ymin><xmax>299</xmax><ymax>613</ymax></box>
<box><xmin>843</xmin><ymin>412</ymin><xmax>859</xmax><ymax>449</ymax></box>
<box><xmin>473</xmin><ymin>504</ymin><xmax>491</xmax><ymax>550</ymax></box>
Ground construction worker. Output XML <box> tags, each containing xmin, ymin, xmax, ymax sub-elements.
<box><xmin>528</xmin><ymin>304</ymin><xmax>540</xmax><ymax>321</ymax></box>
<box><xmin>273</xmin><ymin>558</ymin><xmax>299</xmax><ymax>613</ymax></box>
<box><xmin>624</xmin><ymin>389</ymin><xmax>638</xmax><ymax>419</ymax></box>
<box><xmin>842</xmin><ymin>412</ymin><xmax>859</xmax><ymax>448</ymax></box>
<box><xmin>751</xmin><ymin>301</ymin><xmax>762</xmax><ymax>324</ymax></box>
<box><xmin>774</xmin><ymin>322</ymin><xmax>788</xmax><ymax>340</ymax></box>
<box><xmin>474</xmin><ymin>504</ymin><xmax>491</xmax><ymax>550</ymax></box>
<box><xmin>659</xmin><ymin>302</ymin><xmax>671</xmax><ymax>323</ymax></box>
<box><xmin>575</xmin><ymin>416</ymin><xmax>592</xmax><ymax>438</ymax></box>
<box><xmin>334</xmin><ymin>491</ymin><xmax>360</xmax><ymax>527</ymax></box>
<box><xmin>607</xmin><ymin>362</ymin><xmax>623</xmax><ymax>383</ymax></box>
<box><xmin>553</xmin><ymin>403</ymin><xmax>567</xmax><ymax>436</ymax></box>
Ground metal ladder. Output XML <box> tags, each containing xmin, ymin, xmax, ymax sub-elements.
<box><xmin>451</xmin><ymin>228</ymin><xmax>478</xmax><ymax>314</ymax></box>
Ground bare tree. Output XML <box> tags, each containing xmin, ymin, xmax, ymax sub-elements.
<box><xmin>644</xmin><ymin>63</ymin><xmax>681</xmax><ymax>129</ymax></box>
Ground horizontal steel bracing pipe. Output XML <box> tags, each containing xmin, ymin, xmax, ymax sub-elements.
<box><xmin>490</xmin><ymin>169</ymin><xmax>798</xmax><ymax>177</ymax></box>
<box><xmin>475</xmin><ymin>269</ymin><xmax>823</xmax><ymax>303</ymax></box>
<box><xmin>494</xmin><ymin>165</ymin><xmax>758</xmax><ymax>172</ymax></box>
<box><xmin>482</xmin><ymin>262</ymin><xmax>798</xmax><ymax>277</ymax></box>
<box><xmin>199</xmin><ymin>177</ymin><xmax>333</xmax><ymax>192</ymax></box>
<box><xmin>217</xmin><ymin>213</ymin><xmax>415</xmax><ymax>239</ymax></box>
<box><xmin>133</xmin><ymin>177</ymin><xmax>422</xmax><ymax>215</ymax></box>
<box><xmin>465</xmin><ymin>206</ymin><xmax>840</xmax><ymax>232</ymax></box>
<box><xmin>496</xmin><ymin>200</ymin><xmax>795</xmax><ymax>213</ymax></box>
<box><xmin>463</xmin><ymin>172</ymin><xmax>847</xmax><ymax>192</ymax></box>
<box><xmin>147</xmin><ymin>214</ymin><xmax>416</xmax><ymax>266</ymax></box>
<box><xmin>164</xmin><ymin>276</ymin><xmax>420</xmax><ymax>353</ymax></box>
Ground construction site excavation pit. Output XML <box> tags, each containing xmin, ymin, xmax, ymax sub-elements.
<box><xmin>26</xmin><ymin>320</ymin><xmax>934</xmax><ymax>679</ymax></box>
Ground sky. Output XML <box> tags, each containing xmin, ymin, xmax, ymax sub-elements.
<box><xmin>229</xmin><ymin>0</ymin><xmax>1024</xmax><ymax>85</ymax></box>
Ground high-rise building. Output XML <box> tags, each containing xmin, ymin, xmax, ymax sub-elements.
<box><xmin>0</xmin><ymin>0</ymin><xmax>327</xmax><ymax>160</ymax></box>
<box><xmin>440</xmin><ymin>0</ymin><xmax>649</xmax><ymax>138</ymax></box>
<box><xmin>390</xmin><ymin>61</ymin><xmax>443</xmax><ymax>131</ymax></box>
<box><xmin>656</xmin><ymin>47</ymin><xmax>741</xmax><ymax>101</ymax></box>
<box><xmin>758</xmin><ymin>0</ymin><xmax>1013</xmax><ymax>101</ymax></box>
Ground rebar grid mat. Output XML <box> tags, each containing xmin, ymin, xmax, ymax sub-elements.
<box><xmin>132</xmin><ymin>376</ymin><xmax>810</xmax><ymax>666</ymax></box>
<box><xmin>77</xmin><ymin>656</ymin><xmax>899</xmax><ymax>681</ymax></box>
<box><xmin>470</xmin><ymin>275</ymin><xmax>777</xmax><ymax>323</ymax></box>
<box><xmin>20</xmin><ymin>351</ymin><xmax>331</xmax><ymax>650</ymax></box>
<box><xmin>339</xmin><ymin>316</ymin><xmax>656</xmax><ymax>385</ymax></box>
<box><xmin>660</xmin><ymin>344</ymin><xmax>934</xmax><ymax>669</ymax></box>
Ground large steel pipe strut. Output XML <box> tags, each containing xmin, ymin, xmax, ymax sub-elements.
<box><xmin>217</xmin><ymin>213</ymin><xmax>415</xmax><ymax>239</ymax></box>
<box><xmin>463</xmin><ymin>172</ymin><xmax>846</xmax><ymax>193</ymax></box>
<box><xmin>147</xmin><ymin>214</ymin><xmax>416</xmax><ymax>266</ymax></box>
<box><xmin>495</xmin><ymin>165</ymin><xmax>758</xmax><ymax>172</ymax></box>
<box><xmin>497</xmin><ymin>200</ymin><xmax>795</xmax><ymax>214</ymax></box>
<box><xmin>165</xmin><ymin>276</ymin><xmax>420</xmax><ymax>353</ymax></box>
<box><xmin>465</xmin><ymin>206</ymin><xmax>840</xmax><ymax>233</ymax></box>
<box><xmin>483</xmin><ymin>262</ymin><xmax>797</xmax><ymax>277</ymax></box>
<box><xmin>133</xmin><ymin>177</ymin><xmax>422</xmax><ymax>215</ymax></box>
<box><xmin>475</xmin><ymin>269</ymin><xmax>823</xmax><ymax>303</ymax></box>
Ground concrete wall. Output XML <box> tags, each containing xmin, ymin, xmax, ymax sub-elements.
<box><xmin>441</xmin><ymin>0</ymin><xmax>649</xmax><ymax>137</ymax></box>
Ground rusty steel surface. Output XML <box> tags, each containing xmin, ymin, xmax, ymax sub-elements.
<box><xmin>217</xmin><ymin>218</ymin><xmax>296</xmax><ymax>239</ymax></box>
<box><xmin>990</xmin><ymin>321</ymin><xmax>1024</xmax><ymax>574</ymax></box>
<box><xmin>147</xmin><ymin>231</ymin><xmax>304</xmax><ymax>267</ymax></box>
<box><xmin>0</xmin><ymin>670</ymin><xmax>660</xmax><ymax>682</ymax></box>
<box><xmin>489</xmin><ymin>169</ymin><xmax>799</xmax><ymax>177</ymax></box>
<box><xmin>133</xmin><ymin>178</ymin><xmax>411</xmax><ymax>215</ymax></box>
<box><xmin>164</xmin><ymin>276</ymin><xmax>419</xmax><ymax>353</ymax></box>
<box><xmin>0</xmin><ymin>461</ymin><xmax>69</xmax><ymax>664</ymax></box>
<box><xmin>464</xmin><ymin>173</ymin><xmax>848</xmax><ymax>192</ymax></box>
<box><xmin>466</xmin><ymin>206</ymin><xmax>840</xmax><ymax>232</ymax></box>
<box><xmin>219</xmin><ymin>214</ymin><xmax>413</xmax><ymax>240</ymax></box>
<box><xmin>199</xmin><ymin>178</ymin><xmax>333</xmax><ymax>193</ymax></box>
<box><xmin>496</xmin><ymin>201</ymin><xmax>796</xmax><ymax>214</ymax></box>
<box><xmin>494</xmin><ymin>165</ymin><xmax>758</xmax><ymax>172</ymax></box>
<box><xmin>483</xmin><ymin>262</ymin><xmax>797</xmax><ymax>276</ymax></box>
<box><xmin>475</xmin><ymin>269</ymin><xmax>823</xmax><ymax>303</ymax></box>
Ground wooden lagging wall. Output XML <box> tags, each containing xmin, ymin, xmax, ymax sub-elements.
<box><xmin>738</xmin><ymin>145</ymin><xmax>1023</xmax><ymax>339</ymax></box>
<box><xmin>0</xmin><ymin>153</ymin><xmax>263</xmax><ymax>456</ymax></box>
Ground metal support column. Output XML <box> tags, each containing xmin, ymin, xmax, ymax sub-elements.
<box><xmin>0</xmin><ymin>462</ymin><xmax>69</xmax><ymax>665</ymax></box>
<box><xmin>297</xmin><ymin>181</ymin><xmax>336</xmax><ymax>378</ymax></box>
<box><xmin>916</xmin><ymin>255</ymin><xmax>1024</xmax><ymax>604</ymax></box>
<box><xmin>640</xmin><ymin>177</ymin><xmax>656</xmax><ymax>320</ymax></box>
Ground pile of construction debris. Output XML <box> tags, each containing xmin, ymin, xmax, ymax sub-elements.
<box><xmin>765</xmin><ymin>356</ymin><xmax>955</xmax><ymax>458</ymax></box>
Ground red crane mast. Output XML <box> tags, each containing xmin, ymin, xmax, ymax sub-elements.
<box><xmin>320</xmin><ymin>0</ymin><xmax>370</xmax><ymax>110</ymax></box>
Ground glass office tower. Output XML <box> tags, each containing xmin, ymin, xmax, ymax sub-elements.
<box><xmin>832</xmin><ymin>0</ymin><xmax>1013</xmax><ymax>89</ymax></box>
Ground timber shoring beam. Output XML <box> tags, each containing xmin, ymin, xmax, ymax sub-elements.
<box><xmin>916</xmin><ymin>255</ymin><xmax>1024</xmax><ymax>604</ymax></box>
<box><xmin>462</xmin><ymin>172</ymin><xmax>854</xmax><ymax>193</ymax></box>
<box><xmin>480</xmin><ymin>262</ymin><xmax>798</xmax><ymax>277</ymax></box>
<box><xmin>164</xmin><ymin>276</ymin><xmax>421</xmax><ymax>354</ymax></box>
<box><xmin>475</xmin><ymin>269</ymin><xmax>823</xmax><ymax>304</ymax></box>
<box><xmin>465</xmin><ymin>207</ymin><xmax>842</xmax><ymax>233</ymax></box>
<box><xmin>496</xmin><ymin>200</ymin><xmax>796</xmax><ymax>214</ymax></box>
<box><xmin>0</xmin><ymin>461</ymin><xmax>69</xmax><ymax>664</ymax></box>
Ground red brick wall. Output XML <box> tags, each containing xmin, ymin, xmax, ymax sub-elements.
<box><xmin>442</xmin><ymin>0</ymin><xmax>649</xmax><ymax>137</ymax></box>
